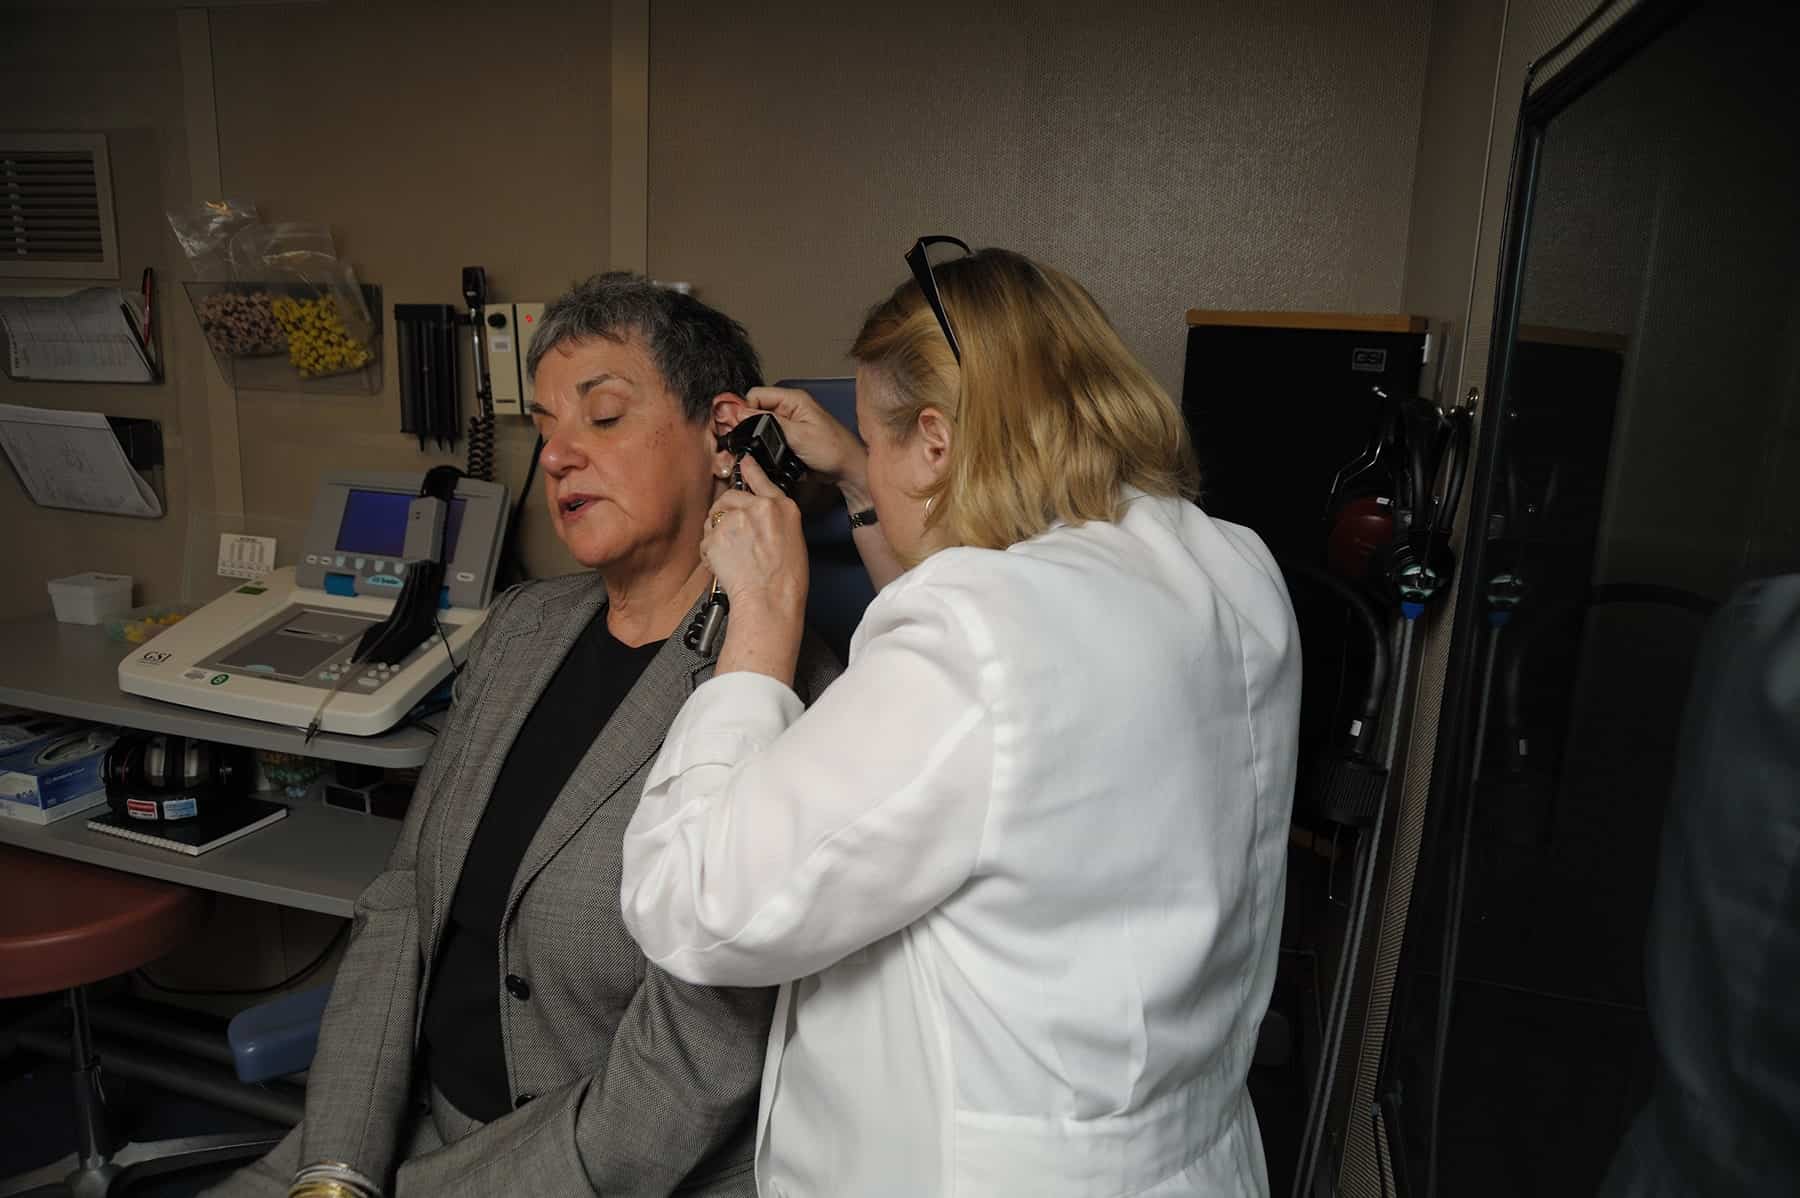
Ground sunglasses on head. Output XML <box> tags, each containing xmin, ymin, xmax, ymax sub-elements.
<box><xmin>904</xmin><ymin>235</ymin><xmax>972</xmax><ymax>363</ymax></box>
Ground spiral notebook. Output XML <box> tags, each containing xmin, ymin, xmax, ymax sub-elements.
<box><xmin>86</xmin><ymin>798</ymin><xmax>288</xmax><ymax>856</ymax></box>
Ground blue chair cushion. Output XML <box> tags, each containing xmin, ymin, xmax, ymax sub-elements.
<box><xmin>228</xmin><ymin>982</ymin><xmax>331</xmax><ymax>1083</ymax></box>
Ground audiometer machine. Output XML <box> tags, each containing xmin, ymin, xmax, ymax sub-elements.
<box><xmin>118</xmin><ymin>472</ymin><xmax>508</xmax><ymax>737</ymax></box>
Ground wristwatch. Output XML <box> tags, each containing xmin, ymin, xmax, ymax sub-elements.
<box><xmin>847</xmin><ymin>506</ymin><xmax>878</xmax><ymax>528</ymax></box>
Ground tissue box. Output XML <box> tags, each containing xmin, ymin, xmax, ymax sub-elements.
<box><xmin>0</xmin><ymin>726</ymin><xmax>118</xmax><ymax>825</ymax></box>
<box><xmin>47</xmin><ymin>572</ymin><xmax>134</xmax><ymax>625</ymax></box>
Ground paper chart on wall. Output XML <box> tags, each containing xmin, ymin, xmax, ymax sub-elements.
<box><xmin>0</xmin><ymin>403</ymin><xmax>162</xmax><ymax>517</ymax></box>
<box><xmin>0</xmin><ymin>288</ymin><xmax>154</xmax><ymax>383</ymax></box>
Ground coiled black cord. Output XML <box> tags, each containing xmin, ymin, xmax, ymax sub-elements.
<box><xmin>466</xmin><ymin>407</ymin><xmax>495</xmax><ymax>482</ymax></box>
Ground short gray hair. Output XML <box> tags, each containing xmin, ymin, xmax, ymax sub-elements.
<box><xmin>525</xmin><ymin>273</ymin><xmax>762</xmax><ymax>423</ymax></box>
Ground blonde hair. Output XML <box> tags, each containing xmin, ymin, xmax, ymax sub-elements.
<box><xmin>851</xmin><ymin>247</ymin><xmax>1199</xmax><ymax>554</ymax></box>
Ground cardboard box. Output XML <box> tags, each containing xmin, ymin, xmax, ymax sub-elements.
<box><xmin>0</xmin><ymin>726</ymin><xmax>118</xmax><ymax>826</ymax></box>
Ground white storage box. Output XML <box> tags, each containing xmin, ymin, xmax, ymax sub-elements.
<box><xmin>47</xmin><ymin>572</ymin><xmax>134</xmax><ymax>625</ymax></box>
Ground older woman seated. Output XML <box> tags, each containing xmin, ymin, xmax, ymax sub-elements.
<box><xmin>208</xmin><ymin>275</ymin><xmax>840</xmax><ymax>1198</ymax></box>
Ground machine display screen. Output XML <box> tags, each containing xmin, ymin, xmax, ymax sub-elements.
<box><xmin>213</xmin><ymin>608</ymin><xmax>379</xmax><ymax>679</ymax></box>
<box><xmin>335</xmin><ymin>489</ymin><xmax>466</xmax><ymax>560</ymax></box>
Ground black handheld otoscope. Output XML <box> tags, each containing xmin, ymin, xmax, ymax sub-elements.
<box><xmin>685</xmin><ymin>413</ymin><xmax>808</xmax><ymax>656</ymax></box>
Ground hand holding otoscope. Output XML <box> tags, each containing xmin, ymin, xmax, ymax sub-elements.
<box><xmin>686</xmin><ymin>412</ymin><xmax>809</xmax><ymax>655</ymax></box>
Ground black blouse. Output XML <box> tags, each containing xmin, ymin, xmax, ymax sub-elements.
<box><xmin>420</xmin><ymin>607</ymin><xmax>663</xmax><ymax>1121</ymax></box>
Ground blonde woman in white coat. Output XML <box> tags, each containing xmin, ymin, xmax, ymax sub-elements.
<box><xmin>621</xmin><ymin>240</ymin><xmax>1302</xmax><ymax>1197</ymax></box>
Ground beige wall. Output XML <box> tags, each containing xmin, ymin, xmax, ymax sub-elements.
<box><xmin>0</xmin><ymin>6</ymin><xmax>207</xmax><ymax>620</ymax></box>
<box><xmin>3</xmin><ymin>0</ymin><xmax>1432</xmax><ymax>611</ymax></box>
<box><xmin>1</xmin><ymin>1</ymin><xmax>614</xmax><ymax>614</ymax></box>
<box><xmin>208</xmin><ymin>0</ymin><xmax>612</xmax><ymax>581</ymax></box>
<box><xmin>7</xmin><ymin>0</ymin><xmax>1444</xmax><ymax>612</ymax></box>
<box><xmin>646</xmin><ymin>0</ymin><xmax>1435</xmax><ymax>397</ymax></box>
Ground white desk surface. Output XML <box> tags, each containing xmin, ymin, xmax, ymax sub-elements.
<box><xmin>0</xmin><ymin>615</ymin><xmax>422</xmax><ymax>916</ymax></box>
<box><xmin>0</xmin><ymin>615</ymin><xmax>440</xmax><ymax>768</ymax></box>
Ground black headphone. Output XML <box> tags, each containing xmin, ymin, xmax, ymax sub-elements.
<box><xmin>354</xmin><ymin>465</ymin><xmax>463</xmax><ymax>666</ymax></box>
<box><xmin>1322</xmin><ymin>386</ymin><xmax>1401</xmax><ymax>585</ymax></box>
<box><xmin>1369</xmin><ymin>395</ymin><xmax>1472</xmax><ymax>616</ymax></box>
<box><xmin>1278</xmin><ymin>557</ymin><xmax>1394</xmax><ymax>827</ymax></box>
<box><xmin>103</xmin><ymin>731</ymin><xmax>254</xmax><ymax>822</ymax></box>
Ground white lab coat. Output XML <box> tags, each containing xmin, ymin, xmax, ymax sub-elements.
<box><xmin>621</xmin><ymin>491</ymin><xmax>1302</xmax><ymax>1197</ymax></box>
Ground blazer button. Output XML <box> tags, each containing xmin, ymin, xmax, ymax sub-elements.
<box><xmin>515</xmin><ymin>1092</ymin><xmax>537</xmax><ymax>1108</ymax></box>
<box><xmin>505</xmin><ymin>973</ymin><xmax>531</xmax><ymax>1001</ymax></box>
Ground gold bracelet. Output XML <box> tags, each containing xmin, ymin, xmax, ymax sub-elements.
<box><xmin>288</xmin><ymin>1182</ymin><xmax>364</xmax><ymax>1198</ymax></box>
<box><xmin>290</xmin><ymin>1157</ymin><xmax>379</xmax><ymax>1198</ymax></box>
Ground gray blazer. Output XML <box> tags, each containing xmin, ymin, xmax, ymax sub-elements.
<box><xmin>290</xmin><ymin>573</ymin><xmax>839</xmax><ymax>1196</ymax></box>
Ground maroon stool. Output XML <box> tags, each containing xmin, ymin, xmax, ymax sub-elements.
<box><xmin>0</xmin><ymin>846</ymin><xmax>280</xmax><ymax>1197</ymax></box>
